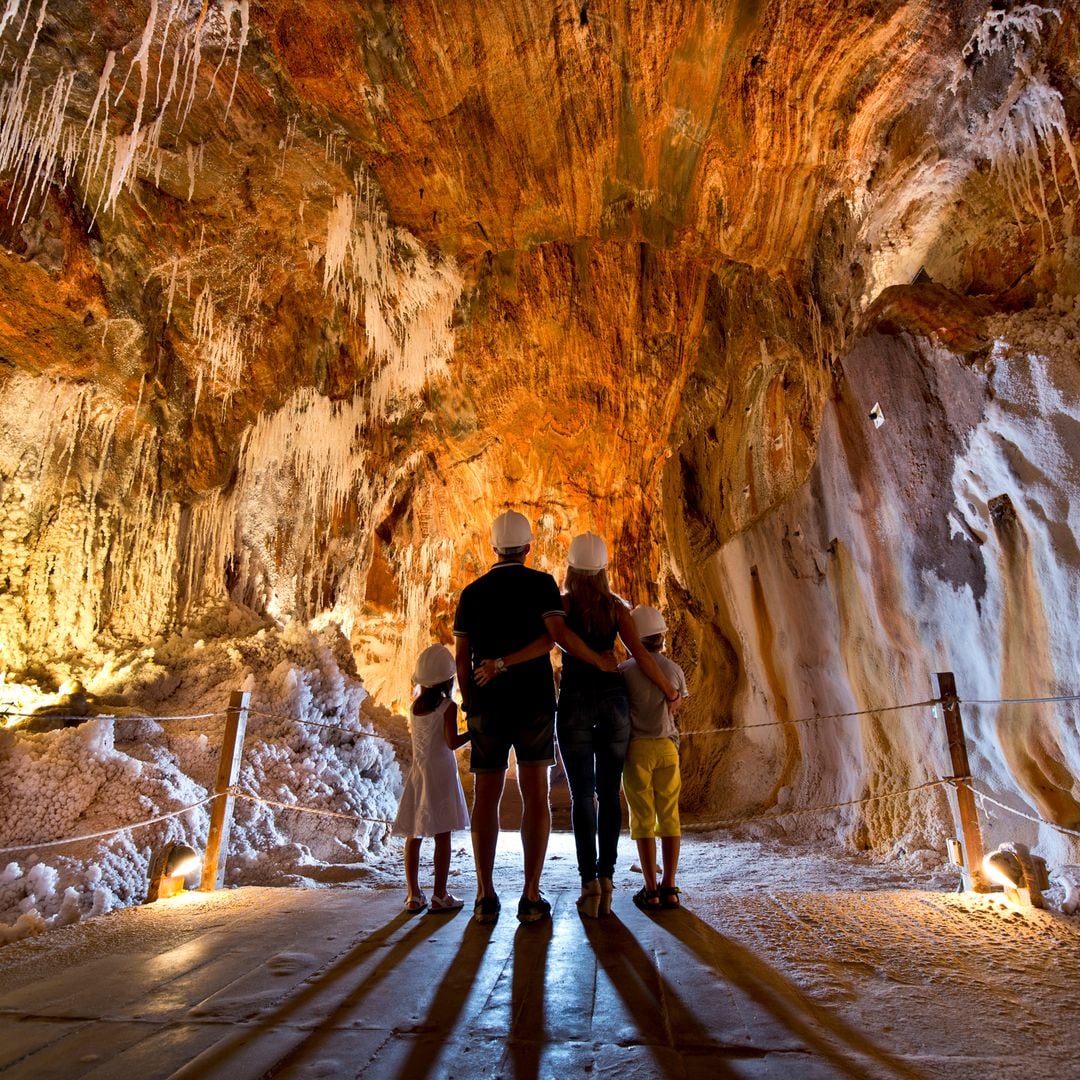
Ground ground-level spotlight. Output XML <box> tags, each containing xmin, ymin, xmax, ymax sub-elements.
<box><xmin>982</xmin><ymin>842</ymin><xmax>1049</xmax><ymax>908</ymax></box>
<box><xmin>146</xmin><ymin>842</ymin><xmax>201</xmax><ymax>903</ymax></box>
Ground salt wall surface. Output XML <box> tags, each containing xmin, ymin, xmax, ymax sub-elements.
<box><xmin>677</xmin><ymin>300</ymin><xmax>1080</xmax><ymax>867</ymax></box>
<box><xmin>0</xmin><ymin>617</ymin><xmax>401</xmax><ymax>943</ymax></box>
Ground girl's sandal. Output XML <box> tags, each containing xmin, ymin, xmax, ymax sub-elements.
<box><xmin>659</xmin><ymin>886</ymin><xmax>681</xmax><ymax>909</ymax></box>
<box><xmin>430</xmin><ymin>893</ymin><xmax>464</xmax><ymax>912</ymax></box>
<box><xmin>404</xmin><ymin>892</ymin><xmax>428</xmax><ymax>913</ymax></box>
<box><xmin>632</xmin><ymin>887</ymin><xmax>660</xmax><ymax>912</ymax></box>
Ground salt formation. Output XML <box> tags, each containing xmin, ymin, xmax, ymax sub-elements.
<box><xmin>321</xmin><ymin>172</ymin><xmax>462</xmax><ymax>421</ymax></box>
<box><xmin>0</xmin><ymin>0</ymin><xmax>250</xmax><ymax>221</ymax></box>
<box><xmin>1</xmin><ymin>616</ymin><xmax>400</xmax><ymax>943</ymax></box>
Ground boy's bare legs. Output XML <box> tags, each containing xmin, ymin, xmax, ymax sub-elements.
<box><xmin>635</xmin><ymin>836</ymin><xmax>658</xmax><ymax>892</ymax></box>
<box><xmin>518</xmin><ymin>764</ymin><xmax>551</xmax><ymax>901</ymax></box>
<box><xmin>433</xmin><ymin>831</ymin><xmax>451</xmax><ymax>898</ymax></box>
<box><xmin>472</xmin><ymin>771</ymin><xmax>505</xmax><ymax>900</ymax></box>
<box><xmin>660</xmin><ymin>835</ymin><xmax>680</xmax><ymax>891</ymax></box>
<box><xmin>404</xmin><ymin>836</ymin><xmax>422</xmax><ymax>900</ymax></box>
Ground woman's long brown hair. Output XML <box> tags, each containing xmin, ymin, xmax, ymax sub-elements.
<box><xmin>564</xmin><ymin>567</ymin><xmax>622</xmax><ymax>639</ymax></box>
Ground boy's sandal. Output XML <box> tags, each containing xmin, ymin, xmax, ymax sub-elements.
<box><xmin>632</xmin><ymin>887</ymin><xmax>660</xmax><ymax>912</ymax></box>
<box><xmin>404</xmin><ymin>892</ymin><xmax>428</xmax><ymax>913</ymax></box>
<box><xmin>659</xmin><ymin>886</ymin><xmax>681</xmax><ymax>909</ymax></box>
<box><xmin>429</xmin><ymin>893</ymin><xmax>464</xmax><ymax>912</ymax></box>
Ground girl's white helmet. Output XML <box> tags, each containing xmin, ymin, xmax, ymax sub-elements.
<box><xmin>630</xmin><ymin>604</ymin><xmax>667</xmax><ymax>637</ymax></box>
<box><xmin>567</xmin><ymin>532</ymin><xmax>608</xmax><ymax>573</ymax></box>
<box><xmin>412</xmin><ymin>644</ymin><xmax>456</xmax><ymax>687</ymax></box>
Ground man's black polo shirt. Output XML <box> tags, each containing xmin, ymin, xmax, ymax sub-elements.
<box><xmin>453</xmin><ymin>562</ymin><xmax>564</xmax><ymax>715</ymax></box>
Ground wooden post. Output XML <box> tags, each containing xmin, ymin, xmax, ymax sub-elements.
<box><xmin>934</xmin><ymin>672</ymin><xmax>990</xmax><ymax>892</ymax></box>
<box><xmin>200</xmin><ymin>690</ymin><xmax>249</xmax><ymax>892</ymax></box>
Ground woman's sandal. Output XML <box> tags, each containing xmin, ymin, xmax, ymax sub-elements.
<box><xmin>659</xmin><ymin>886</ymin><xmax>681</xmax><ymax>909</ymax></box>
<box><xmin>577</xmin><ymin>878</ymin><xmax>602</xmax><ymax>919</ymax></box>
<box><xmin>404</xmin><ymin>892</ymin><xmax>428</xmax><ymax>913</ymax></box>
<box><xmin>632</xmin><ymin>887</ymin><xmax>660</xmax><ymax>912</ymax></box>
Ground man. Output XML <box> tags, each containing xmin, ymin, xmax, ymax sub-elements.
<box><xmin>454</xmin><ymin>510</ymin><xmax>615</xmax><ymax>924</ymax></box>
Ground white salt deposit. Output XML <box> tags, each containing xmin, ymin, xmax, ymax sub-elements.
<box><xmin>0</xmin><ymin>611</ymin><xmax>403</xmax><ymax>944</ymax></box>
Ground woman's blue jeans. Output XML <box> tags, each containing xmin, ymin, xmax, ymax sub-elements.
<box><xmin>556</xmin><ymin>688</ymin><xmax>631</xmax><ymax>883</ymax></box>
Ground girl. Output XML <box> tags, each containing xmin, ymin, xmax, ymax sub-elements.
<box><xmin>555</xmin><ymin>533</ymin><xmax>679</xmax><ymax>917</ymax></box>
<box><xmin>392</xmin><ymin>644</ymin><xmax>471</xmax><ymax>913</ymax></box>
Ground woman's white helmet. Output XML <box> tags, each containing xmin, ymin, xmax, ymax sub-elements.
<box><xmin>567</xmin><ymin>532</ymin><xmax>608</xmax><ymax>573</ymax></box>
<box><xmin>412</xmin><ymin>644</ymin><xmax>456</xmax><ymax>687</ymax></box>
<box><xmin>630</xmin><ymin>604</ymin><xmax>667</xmax><ymax>637</ymax></box>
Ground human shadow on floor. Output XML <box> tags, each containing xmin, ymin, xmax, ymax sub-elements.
<box><xmin>582</xmin><ymin>913</ymin><xmax>745</xmax><ymax>1077</ymax></box>
<box><xmin>501</xmin><ymin>917</ymin><xmax>555</xmax><ymax>1079</ymax></box>
<box><xmin>390</xmin><ymin>916</ymin><xmax>500</xmax><ymax>1080</ymax></box>
<box><xmin>170</xmin><ymin>907</ymin><xmax>440</xmax><ymax>1078</ymax></box>
<box><xmin>655</xmin><ymin>908</ymin><xmax>928</xmax><ymax>1080</ymax></box>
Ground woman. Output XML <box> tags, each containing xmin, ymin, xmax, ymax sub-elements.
<box><xmin>556</xmin><ymin>532</ymin><xmax>679</xmax><ymax>917</ymax></box>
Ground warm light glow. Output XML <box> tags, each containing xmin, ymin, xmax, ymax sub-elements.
<box><xmin>983</xmin><ymin>849</ymin><xmax>1023</xmax><ymax>890</ymax></box>
<box><xmin>167</xmin><ymin>851</ymin><xmax>201</xmax><ymax>879</ymax></box>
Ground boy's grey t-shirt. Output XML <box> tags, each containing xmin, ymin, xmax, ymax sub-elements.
<box><xmin>619</xmin><ymin>654</ymin><xmax>687</xmax><ymax>739</ymax></box>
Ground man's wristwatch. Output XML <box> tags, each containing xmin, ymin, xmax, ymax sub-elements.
<box><xmin>494</xmin><ymin>657</ymin><xmax>506</xmax><ymax>674</ymax></box>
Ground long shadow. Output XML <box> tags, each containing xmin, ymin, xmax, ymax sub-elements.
<box><xmin>170</xmin><ymin>908</ymin><xmax>434</xmax><ymax>1078</ymax></box>
<box><xmin>503</xmin><ymin>918</ymin><xmax>555</xmax><ymax>1079</ymax></box>
<box><xmin>390</xmin><ymin>916</ymin><xmax>498</xmax><ymax>1080</ymax></box>
<box><xmin>582</xmin><ymin>914</ymin><xmax>744</xmax><ymax>1078</ymax></box>
<box><xmin>656</xmin><ymin>908</ymin><xmax>929</xmax><ymax>1080</ymax></box>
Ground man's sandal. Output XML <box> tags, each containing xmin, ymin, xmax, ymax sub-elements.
<box><xmin>659</xmin><ymin>886</ymin><xmax>681</xmax><ymax>909</ymax></box>
<box><xmin>632</xmin><ymin>887</ymin><xmax>660</xmax><ymax>912</ymax></box>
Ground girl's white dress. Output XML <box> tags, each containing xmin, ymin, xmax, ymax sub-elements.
<box><xmin>392</xmin><ymin>698</ymin><xmax>469</xmax><ymax>837</ymax></box>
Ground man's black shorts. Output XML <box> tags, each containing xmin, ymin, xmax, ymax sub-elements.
<box><xmin>467</xmin><ymin>709</ymin><xmax>556</xmax><ymax>773</ymax></box>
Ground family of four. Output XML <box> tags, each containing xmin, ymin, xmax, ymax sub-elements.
<box><xmin>392</xmin><ymin>510</ymin><xmax>688</xmax><ymax>922</ymax></box>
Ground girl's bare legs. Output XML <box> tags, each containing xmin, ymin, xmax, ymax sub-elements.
<box><xmin>635</xmin><ymin>836</ymin><xmax>658</xmax><ymax>892</ymax></box>
<box><xmin>433</xmin><ymin>831</ymin><xmax>451</xmax><ymax>897</ymax></box>
<box><xmin>404</xmin><ymin>836</ymin><xmax>423</xmax><ymax>901</ymax></box>
<box><xmin>660</xmin><ymin>835</ymin><xmax>680</xmax><ymax>890</ymax></box>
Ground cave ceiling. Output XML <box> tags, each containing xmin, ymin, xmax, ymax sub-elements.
<box><xmin>1</xmin><ymin>0</ymin><xmax>1078</xmax><ymax>687</ymax></box>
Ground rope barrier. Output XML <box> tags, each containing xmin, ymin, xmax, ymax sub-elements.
<box><xmin>963</xmin><ymin>780</ymin><xmax>1080</xmax><ymax>840</ymax></box>
<box><xmin>0</xmin><ymin>709</ymin><xmax>225</xmax><ymax>722</ymax></box>
<box><xmin>963</xmin><ymin>694</ymin><xmax>1080</xmax><ymax>706</ymax></box>
<box><xmin>234</xmin><ymin>790</ymin><xmax>394</xmax><ymax>827</ymax></box>
<box><xmin>0</xmin><ymin>794</ymin><xmax>218</xmax><ymax>855</ymax></box>
<box><xmin>678</xmin><ymin>697</ymin><xmax>940</xmax><ymax>739</ymax></box>
<box><xmin>248</xmin><ymin>710</ymin><xmax>394</xmax><ymax>744</ymax></box>
<box><xmin>682</xmin><ymin>777</ymin><xmax>951</xmax><ymax>833</ymax></box>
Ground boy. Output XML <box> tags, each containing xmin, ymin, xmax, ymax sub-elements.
<box><xmin>619</xmin><ymin>604</ymin><xmax>688</xmax><ymax>910</ymax></box>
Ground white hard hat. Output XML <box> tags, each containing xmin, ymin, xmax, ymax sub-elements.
<box><xmin>631</xmin><ymin>604</ymin><xmax>667</xmax><ymax>637</ymax></box>
<box><xmin>567</xmin><ymin>532</ymin><xmax>608</xmax><ymax>573</ymax></box>
<box><xmin>412</xmin><ymin>644</ymin><xmax>456</xmax><ymax>687</ymax></box>
<box><xmin>491</xmin><ymin>510</ymin><xmax>533</xmax><ymax>552</ymax></box>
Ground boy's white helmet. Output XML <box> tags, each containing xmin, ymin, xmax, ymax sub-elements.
<box><xmin>491</xmin><ymin>510</ymin><xmax>533</xmax><ymax>552</ymax></box>
<box><xmin>630</xmin><ymin>604</ymin><xmax>667</xmax><ymax>637</ymax></box>
<box><xmin>567</xmin><ymin>532</ymin><xmax>608</xmax><ymax>573</ymax></box>
<box><xmin>412</xmin><ymin>644</ymin><xmax>456</xmax><ymax>687</ymax></box>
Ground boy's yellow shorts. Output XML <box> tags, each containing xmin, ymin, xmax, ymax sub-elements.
<box><xmin>623</xmin><ymin>736</ymin><xmax>681</xmax><ymax>839</ymax></box>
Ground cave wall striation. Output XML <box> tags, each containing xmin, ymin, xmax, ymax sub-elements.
<box><xmin>1</xmin><ymin>0</ymin><xmax>1079</xmax><ymax>860</ymax></box>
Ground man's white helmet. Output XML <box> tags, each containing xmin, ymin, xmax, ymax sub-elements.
<box><xmin>412</xmin><ymin>644</ymin><xmax>456</xmax><ymax>687</ymax></box>
<box><xmin>491</xmin><ymin>510</ymin><xmax>533</xmax><ymax>553</ymax></box>
<box><xmin>567</xmin><ymin>532</ymin><xmax>608</xmax><ymax>573</ymax></box>
<box><xmin>630</xmin><ymin>604</ymin><xmax>667</xmax><ymax>638</ymax></box>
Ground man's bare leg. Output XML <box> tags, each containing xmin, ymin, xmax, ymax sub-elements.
<box><xmin>471</xmin><ymin>771</ymin><xmax>506</xmax><ymax>900</ymax></box>
<box><xmin>518</xmin><ymin>764</ymin><xmax>551</xmax><ymax>901</ymax></box>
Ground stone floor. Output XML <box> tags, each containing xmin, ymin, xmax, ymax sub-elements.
<box><xmin>1</xmin><ymin>833</ymin><xmax>1078</xmax><ymax>1079</ymax></box>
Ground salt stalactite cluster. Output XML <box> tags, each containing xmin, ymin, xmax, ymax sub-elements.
<box><xmin>955</xmin><ymin>4</ymin><xmax>1079</xmax><ymax>240</ymax></box>
<box><xmin>0</xmin><ymin>0</ymin><xmax>250</xmax><ymax>221</ymax></box>
<box><xmin>321</xmin><ymin>171</ymin><xmax>462</xmax><ymax>421</ymax></box>
<box><xmin>0</xmin><ymin>373</ymin><xmax>178</xmax><ymax>672</ymax></box>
